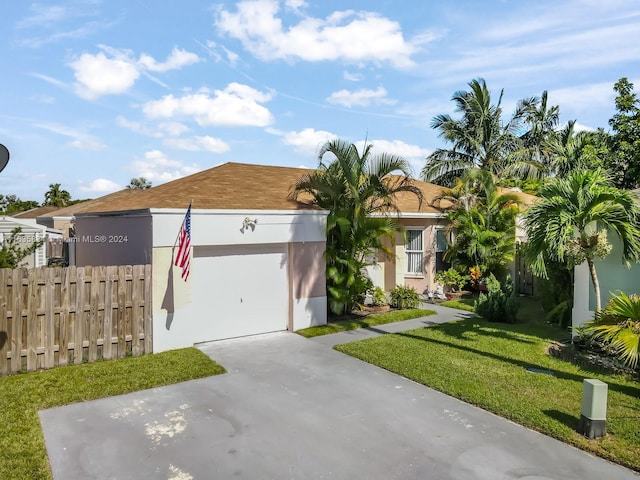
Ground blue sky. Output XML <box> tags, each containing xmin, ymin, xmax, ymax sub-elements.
<box><xmin>1</xmin><ymin>0</ymin><xmax>639</xmax><ymax>202</ymax></box>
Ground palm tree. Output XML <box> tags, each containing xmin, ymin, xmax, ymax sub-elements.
<box><xmin>43</xmin><ymin>183</ymin><xmax>71</xmax><ymax>207</ymax></box>
<box><xmin>421</xmin><ymin>78</ymin><xmax>526</xmax><ymax>186</ymax></box>
<box><xmin>583</xmin><ymin>291</ymin><xmax>640</xmax><ymax>369</ymax></box>
<box><xmin>508</xmin><ymin>90</ymin><xmax>560</xmax><ymax>179</ymax></box>
<box><xmin>127</xmin><ymin>177</ymin><xmax>152</xmax><ymax>190</ymax></box>
<box><xmin>434</xmin><ymin>169</ymin><xmax>521</xmax><ymax>276</ymax></box>
<box><xmin>524</xmin><ymin>168</ymin><xmax>640</xmax><ymax>311</ymax></box>
<box><xmin>291</xmin><ymin>139</ymin><xmax>423</xmax><ymax>315</ymax></box>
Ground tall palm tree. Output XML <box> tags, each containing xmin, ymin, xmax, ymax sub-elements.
<box><xmin>43</xmin><ymin>183</ymin><xmax>71</xmax><ymax>207</ymax></box>
<box><xmin>524</xmin><ymin>168</ymin><xmax>640</xmax><ymax>311</ymax></box>
<box><xmin>421</xmin><ymin>78</ymin><xmax>526</xmax><ymax>186</ymax></box>
<box><xmin>508</xmin><ymin>90</ymin><xmax>560</xmax><ymax>179</ymax></box>
<box><xmin>434</xmin><ymin>169</ymin><xmax>521</xmax><ymax>276</ymax></box>
<box><xmin>291</xmin><ymin>139</ymin><xmax>423</xmax><ymax>315</ymax></box>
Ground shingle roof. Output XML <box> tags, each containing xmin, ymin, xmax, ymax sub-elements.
<box><xmin>77</xmin><ymin>163</ymin><xmax>319</xmax><ymax>213</ymax></box>
<box><xmin>45</xmin><ymin>190</ymin><xmax>146</xmax><ymax>217</ymax></box>
<box><xmin>12</xmin><ymin>205</ymin><xmax>60</xmax><ymax>218</ymax></box>
<box><xmin>49</xmin><ymin>162</ymin><xmax>538</xmax><ymax>216</ymax></box>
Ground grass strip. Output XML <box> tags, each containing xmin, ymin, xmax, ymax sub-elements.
<box><xmin>440</xmin><ymin>298</ymin><xmax>476</xmax><ymax>311</ymax></box>
<box><xmin>296</xmin><ymin>308</ymin><xmax>436</xmax><ymax>338</ymax></box>
<box><xmin>0</xmin><ymin>348</ymin><xmax>225</xmax><ymax>480</ymax></box>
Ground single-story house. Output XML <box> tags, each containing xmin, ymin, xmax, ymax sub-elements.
<box><xmin>63</xmin><ymin>162</ymin><xmax>537</xmax><ymax>352</ymax></box>
<box><xmin>572</xmin><ymin>188</ymin><xmax>640</xmax><ymax>328</ymax></box>
<box><xmin>0</xmin><ymin>214</ymin><xmax>62</xmax><ymax>267</ymax></box>
<box><xmin>365</xmin><ymin>181</ymin><xmax>537</xmax><ymax>295</ymax></box>
<box><xmin>36</xmin><ymin>190</ymin><xmax>145</xmax><ymax>264</ymax></box>
<box><xmin>70</xmin><ymin>163</ymin><xmax>328</xmax><ymax>352</ymax></box>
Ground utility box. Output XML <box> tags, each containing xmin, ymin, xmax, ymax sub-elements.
<box><xmin>578</xmin><ymin>379</ymin><xmax>608</xmax><ymax>439</ymax></box>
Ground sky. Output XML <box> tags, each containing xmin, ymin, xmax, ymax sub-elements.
<box><xmin>1</xmin><ymin>0</ymin><xmax>639</xmax><ymax>202</ymax></box>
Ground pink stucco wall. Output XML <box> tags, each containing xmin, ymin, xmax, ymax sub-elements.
<box><xmin>289</xmin><ymin>241</ymin><xmax>326</xmax><ymax>299</ymax></box>
<box><xmin>382</xmin><ymin>218</ymin><xmax>446</xmax><ymax>294</ymax></box>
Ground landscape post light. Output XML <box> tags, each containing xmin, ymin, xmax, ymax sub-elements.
<box><xmin>578</xmin><ymin>379</ymin><xmax>608</xmax><ymax>439</ymax></box>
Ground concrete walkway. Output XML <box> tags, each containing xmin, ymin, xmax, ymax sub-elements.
<box><xmin>39</xmin><ymin>307</ymin><xmax>639</xmax><ymax>479</ymax></box>
<box><xmin>310</xmin><ymin>302</ymin><xmax>475</xmax><ymax>347</ymax></box>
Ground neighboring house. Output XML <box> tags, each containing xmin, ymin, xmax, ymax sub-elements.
<box><xmin>0</xmin><ymin>215</ymin><xmax>62</xmax><ymax>267</ymax></box>
<box><xmin>68</xmin><ymin>163</ymin><xmax>328</xmax><ymax>353</ymax></box>
<box><xmin>37</xmin><ymin>190</ymin><xmax>143</xmax><ymax>265</ymax></box>
<box><xmin>572</xmin><ymin>188</ymin><xmax>640</xmax><ymax>328</ymax></box>
<box><xmin>365</xmin><ymin>179</ymin><xmax>537</xmax><ymax>295</ymax></box>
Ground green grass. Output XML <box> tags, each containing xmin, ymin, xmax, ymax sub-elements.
<box><xmin>0</xmin><ymin>348</ymin><xmax>225</xmax><ymax>480</ymax></box>
<box><xmin>440</xmin><ymin>298</ymin><xmax>476</xmax><ymax>311</ymax></box>
<box><xmin>296</xmin><ymin>308</ymin><xmax>436</xmax><ymax>338</ymax></box>
<box><xmin>336</xmin><ymin>298</ymin><xmax>640</xmax><ymax>472</ymax></box>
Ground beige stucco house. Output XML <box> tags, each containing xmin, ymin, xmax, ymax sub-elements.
<box><xmin>365</xmin><ymin>179</ymin><xmax>537</xmax><ymax>295</ymax></box>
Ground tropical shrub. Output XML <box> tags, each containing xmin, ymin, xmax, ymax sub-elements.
<box><xmin>475</xmin><ymin>274</ymin><xmax>519</xmax><ymax>323</ymax></box>
<box><xmin>390</xmin><ymin>285</ymin><xmax>420</xmax><ymax>309</ymax></box>
<box><xmin>582</xmin><ymin>291</ymin><xmax>640</xmax><ymax>369</ymax></box>
<box><xmin>435</xmin><ymin>268</ymin><xmax>469</xmax><ymax>292</ymax></box>
<box><xmin>292</xmin><ymin>139</ymin><xmax>423</xmax><ymax>315</ymax></box>
<box><xmin>371</xmin><ymin>286</ymin><xmax>388</xmax><ymax>307</ymax></box>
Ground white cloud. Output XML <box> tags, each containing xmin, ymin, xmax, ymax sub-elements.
<box><xmin>158</xmin><ymin>122</ymin><xmax>190</xmax><ymax>136</ymax></box>
<box><xmin>79</xmin><ymin>178</ymin><xmax>121</xmax><ymax>194</ymax></box>
<box><xmin>215</xmin><ymin>0</ymin><xmax>419</xmax><ymax>68</ymax></box>
<box><xmin>116</xmin><ymin>116</ymin><xmax>162</xmax><ymax>137</ymax></box>
<box><xmin>343</xmin><ymin>71</ymin><xmax>363</xmax><ymax>82</ymax></box>
<box><xmin>548</xmin><ymin>82</ymin><xmax>618</xmax><ymax>113</ymax></box>
<box><xmin>116</xmin><ymin>116</ymin><xmax>191</xmax><ymax>138</ymax></box>
<box><xmin>17</xmin><ymin>5</ymin><xmax>68</xmax><ymax>29</ymax></box>
<box><xmin>142</xmin><ymin>83</ymin><xmax>274</xmax><ymax>127</ymax></box>
<box><xmin>69</xmin><ymin>139</ymin><xmax>107</xmax><ymax>151</ymax></box>
<box><xmin>70</xmin><ymin>51</ymin><xmax>140</xmax><ymax>99</ymax></box>
<box><xmin>356</xmin><ymin>139</ymin><xmax>430</xmax><ymax>177</ymax></box>
<box><xmin>163</xmin><ymin>136</ymin><xmax>230</xmax><ymax>153</ymax></box>
<box><xmin>129</xmin><ymin>150</ymin><xmax>200</xmax><ymax>183</ymax></box>
<box><xmin>326</xmin><ymin>86</ymin><xmax>394</xmax><ymax>107</ymax></box>
<box><xmin>69</xmin><ymin>45</ymin><xmax>201</xmax><ymax>99</ymax></box>
<box><xmin>34</xmin><ymin>122</ymin><xmax>106</xmax><ymax>150</ymax></box>
<box><xmin>281</xmin><ymin>128</ymin><xmax>336</xmax><ymax>155</ymax></box>
<box><xmin>138</xmin><ymin>47</ymin><xmax>201</xmax><ymax>72</ymax></box>
<box><xmin>573</xmin><ymin>122</ymin><xmax>597</xmax><ymax>133</ymax></box>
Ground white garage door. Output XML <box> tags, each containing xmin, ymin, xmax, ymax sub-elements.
<box><xmin>190</xmin><ymin>244</ymin><xmax>289</xmax><ymax>342</ymax></box>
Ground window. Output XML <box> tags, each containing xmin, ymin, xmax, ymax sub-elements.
<box><xmin>405</xmin><ymin>229</ymin><xmax>424</xmax><ymax>275</ymax></box>
<box><xmin>435</xmin><ymin>228</ymin><xmax>451</xmax><ymax>273</ymax></box>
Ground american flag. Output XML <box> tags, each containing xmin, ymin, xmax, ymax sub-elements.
<box><xmin>174</xmin><ymin>204</ymin><xmax>192</xmax><ymax>280</ymax></box>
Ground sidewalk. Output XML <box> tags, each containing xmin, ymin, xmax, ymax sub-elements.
<box><xmin>310</xmin><ymin>302</ymin><xmax>475</xmax><ymax>347</ymax></box>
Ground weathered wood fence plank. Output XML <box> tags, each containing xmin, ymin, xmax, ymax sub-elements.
<box><xmin>0</xmin><ymin>264</ymin><xmax>152</xmax><ymax>375</ymax></box>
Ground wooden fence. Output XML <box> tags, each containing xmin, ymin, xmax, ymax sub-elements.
<box><xmin>0</xmin><ymin>264</ymin><xmax>152</xmax><ymax>375</ymax></box>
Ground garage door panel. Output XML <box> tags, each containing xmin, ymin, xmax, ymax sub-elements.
<box><xmin>189</xmin><ymin>244</ymin><xmax>288</xmax><ymax>342</ymax></box>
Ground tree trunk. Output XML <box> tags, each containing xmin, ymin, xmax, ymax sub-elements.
<box><xmin>586</xmin><ymin>258</ymin><xmax>601</xmax><ymax>312</ymax></box>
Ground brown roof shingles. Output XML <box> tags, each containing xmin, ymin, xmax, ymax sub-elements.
<box><xmin>54</xmin><ymin>162</ymin><xmax>537</xmax><ymax>216</ymax></box>
<box><xmin>76</xmin><ymin>163</ymin><xmax>318</xmax><ymax>213</ymax></box>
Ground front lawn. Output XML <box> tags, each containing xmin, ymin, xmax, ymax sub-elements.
<box><xmin>296</xmin><ymin>308</ymin><xmax>435</xmax><ymax>338</ymax></box>
<box><xmin>440</xmin><ymin>297</ymin><xmax>475</xmax><ymax>311</ymax></box>
<box><xmin>335</xmin><ymin>300</ymin><xmax>640</xmax><ymax>472</ymax></box>
<box><xmin>0</xmin><ymin>348</ymin><xmax>225</xmax><ymax>480</ymax></box>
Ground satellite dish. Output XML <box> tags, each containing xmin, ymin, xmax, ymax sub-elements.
<box><xmin>0</xmin><ymin>144</ymin><xmax>9</xmax><ymax>174</ymax></box>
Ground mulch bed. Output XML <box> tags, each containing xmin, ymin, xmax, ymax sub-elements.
<box><xmin>547</xmin><ymin>341</ymin><xmax>639</xmax><ymax>378</ymax></box>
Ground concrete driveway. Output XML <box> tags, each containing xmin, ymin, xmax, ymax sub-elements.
<box><xmin>40</xmin><ymin>331</ymin><xmax>638</xmax><ymax>479</ymax></box>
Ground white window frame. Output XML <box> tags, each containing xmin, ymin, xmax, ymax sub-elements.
<box><xmin>405</xmin><ymin>228</ymin><xmax>424</xmax><ymax>276</ymax></box>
